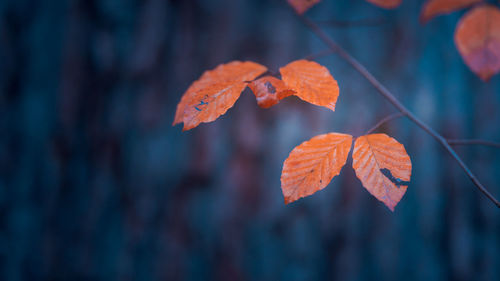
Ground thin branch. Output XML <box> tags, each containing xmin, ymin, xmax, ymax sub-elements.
<box><xmin>293</xmin><ymin>12</ymin><xmax>500</xmax><ymax>208</ymax></box>
<box><xmin>303</xmin><ymin>49</ymin><xmax>335</xmax><ymax>61</ymax></box>
<box><xmin>448</xmin><ymin>139</ymin><xmax>500</xmax><ymax>148</ymax></box>
<box><xmin>316</xmin><ymin>18</ymin><xmax>387</xmax><ymax>28</ymax></box>
<box><xmin>365</xmin><ymin>112</ymin><xmax>405</xmax><ymax>135</ymax></box>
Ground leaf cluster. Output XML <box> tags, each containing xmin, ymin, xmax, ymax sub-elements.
<box><xmin>174</xmin><ymin>59</ymin><xmax>411</xmax><ymax>211</ymax></box>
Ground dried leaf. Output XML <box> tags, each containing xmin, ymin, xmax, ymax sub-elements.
<box><xmin>287</xmin><ymin>0</ymin><xmax>321</xmax><ymax>15</ymax></box>
<box><xmin>279</xmin><ymin>60</ymin><xmax>339</xmax><ymax>111</ymax></box>
<box><xmin>248</xmin><ymin>76</ymin><xmax>295</xmax><ymax>108</ymax></box>
<box><xmin>352</xmin><ymin>134</ymin><xmax>411</xmax><ymax>211</ymax></box>
<box><xmin>420</xmin><ymin>0</ymin><xmax>481</xmax><ymax>23</ymax></box>
<box><xmin>173</xmin><ymin>61</ymin><xmax>267</xmax><ymax>130</ymax></box>
<box><xmin>454</xmin><ymin>5</ymin><xmax>500</xmax><ymax>81</ymax></box>
<box><xmin>281</xmin><ymin>133</ymin><xmax>352</xmax><ymax>204</ymax></box>
<box><xmin>365</xmin><ymin>0</ymin><xmax>402</xmax><ymax>9</ymax></box>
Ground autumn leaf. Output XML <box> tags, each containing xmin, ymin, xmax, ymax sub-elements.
<box><xmin>287</xmin><ymin>0</ymin><xmax>321</xmax><ymax>15</ymax></box>
<box><xmin>420</xmin><ymin>0</ymin><xmax>481</xmax><ymax>23</ymax></box>
<box><xmin>365</xmin><ymin>0</ymin><xmax>402</xmax><ymax>9</ymax></box>
<box><xmin>248</xmin><ymin>76</ymin><xmax>295</xmax><ymax>108</ymax></box>
<box><xmin>173</xmin><ymin>61</ymin><xmax>267</xmax><ymax>130</ymax></box>
<box><xmin>279</xmin><ymin>60</ymin><xmax>339</xmax><ymax>111</ymax></box>
<box><xmin>454</xmin><ymin>5</ymin><xmax>500</xmax><ymax>81</ymax></box>
<box><xmin>281</xmin><ymin>133</ymin><xmax>352</xmax><ymax>204</ymax></box>
<box><xmin>352</xmin><ymin>134</ymin><xmax>411</xmax><ymax>211</ymax></box>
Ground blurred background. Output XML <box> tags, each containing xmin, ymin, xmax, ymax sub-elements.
<box><xmin>1</xmin><ymin>0</ymin><xmax>500</xmax><ymax>280</ymax></box>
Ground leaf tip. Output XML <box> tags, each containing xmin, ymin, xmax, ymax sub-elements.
<box><xmin>182</xmin><ymin>123</ymin><xmax>194</xmax><ymax>131</ymax></box>
<box><xmin>419</xmin><ymin>14</ymin><xmax>430</xmax><ymax>24</ymax></box>
<box><xmin>172</xmin><ymin>117</ymin><xmax>181</xmax><ymax>126</ymax></box>
<box><xmin>478</xmin><ymin>71</ymin><xmax>494</xmax><ymax>82</ymax></box>
<box><xmin>287</xmin><ymin>0</ymin><xmax>321</xmax><ymax>15</ymax></box>
<box><xmin>419</xmin><ymin>1</ymin><xmax>433</xmax><ymax>24</ymax></box>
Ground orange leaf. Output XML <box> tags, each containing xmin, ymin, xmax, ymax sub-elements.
<box><xmin>248</xmin><ymin>76</ymin><xmax>295</xmax><ymax>108</ymax></box>
<box><xmin>420</xmin><ymin>0</ymin><xmax>481</xmax><ymax>23</ymax></box>
<box><xmin>279</xmin><ymin>60</ymin><xmax>339</xmax><ymax>111</ymax></box>
<box><xmin>281</xmin><ymin>133</ymin><xmax>352</xmax><ymax>204</ymax></box>
<box><xmin>287</xmin><ymin>0</ymin><xmax>321</xmax><ymax>15</ymax></box>
<box><xmin>454</xmin><ymin>5</ymin><xmax>500</xmax><ymax>81</ymax></box>
<box><xmin>173</xmin><ymin>61</ymin><xmax>267</xmax><ymax>130</ymax></box>
<box><xmin>365</xmin><ymin>0</ymin><xmax>402</xmax><ymax>9</ymax></box>
<box><xmin>352</xmin><ymin>134</ymin><xmax>411</xmax><ymax>211</ymax></box>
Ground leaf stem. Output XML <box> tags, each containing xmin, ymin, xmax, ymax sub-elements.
<box><xmin>294</xmin><ymin>12</ymin><xmax>500</xmax><ymax>208</ymax></box>
<box><xmin>364</xmin><ymin>112</ymin><xmax>405</xmax><ymax>135</ymax></box>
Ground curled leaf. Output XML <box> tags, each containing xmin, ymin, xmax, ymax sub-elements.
<box><xmin>173</xmin><ymin>61</ymin><xmax>267</xmax><ymax>130</ymax></box>
<box><xmin>420</xmin><ymin>0</ymin><xmax>481</xmax><ymax>23</ymax></box>
<box><xmin>454</xmin><ymin>5</ymin><xmax>500</xmax><ymax>81</ymax></box>
<box><xmin>365</xmin><ymin>0</ymin><xmax>402</xmax><ymax>9</ymax></box>
<box><xmin>287</xmin><ymin>0</ymin><xmax>321</xmax><ymax>15</ymax></box>
<box><xmin>248</xmin><ymin>76</ymin><xmax>295</xmax><ymax>108</ymax></box>
<box><xmin>281</xmin><ymin>133</ymin><xmax>352</xmax><ymax>204</ymax></box>
<box><xmin>352</xmin><ymin>134</ymin><xmax>411</xmax><ymax>211</ymax></box>
<box><xmin>279</xmin><ymin>60</ymin><xmax>339</xmax><ymax>111</ymax></box>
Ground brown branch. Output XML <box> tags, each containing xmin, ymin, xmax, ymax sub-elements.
<box><xmin>365</xmin><ymin>112</ymin><xmax>405</xmax><ymax>135</ymax></box>
<box><xmin>364</xmin><ymin>116</ymin><xmax>500</xmax><ymax>147</ymax></box>
<box><xmin>293</xmin><ymin>13</ymin><xmax>500</xmax><ymax>208</ymax></box>
<box><xmin>447</xmin><ymin>139</ymin><xmax>500</xmax><ymax>148</ymax></box>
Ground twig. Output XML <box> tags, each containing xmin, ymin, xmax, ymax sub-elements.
<box><xmin>365</xmin><ymin>112</ymin><xmax>405</xmax><ymax>135</ymax></box>
<box><xmin>294</xmin><ymin>13</ymin><xmax>500</xmax><ymax>208</ymax></box>
<box><xmin>316</xmin><ymin>18</ymin><xmax>387</xmax><ymax>28</ymax></box>
<box><xmin>447</xmin><ymin>139</ymin><xmax>500</xmax><ymax>148</ymax></box>
<box><xmin>303</xmin><ymin>49</ymin><xmax>335</xmax><ymax>60</ymax></box>
<box><xmin>364</xmin><ymin>115</ymin><xmax>500</xmax><ymax>148</ymax></box>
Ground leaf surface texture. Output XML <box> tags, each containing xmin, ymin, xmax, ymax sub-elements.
<box><xmin>281</xmin><ymin>133</ymin><xmax>352</xmax><ymax>204</ymax></box>
<box><xmin>352</xmin><ymin>134</ymin><xmax>411</xmax><ymax>211</ymax></box>
<box><xmin>173</xmin><ymin>61</ymin><xmax>267</xmax><ymax>130</ymax></box>
<box><xmin>280</xmin><ymin>60</ymin><xmax>339</xmax><ymax>111</ymax></box>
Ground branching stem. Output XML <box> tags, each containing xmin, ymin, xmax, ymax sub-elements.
<box><xmin>294</xmin><ymin>13</ymin><xmax>500</xmax><ymax>208</ymax></box>
<box><xmin>364</xmin><ymin>112</ymin><xmax>405</xmax><ymax>135</ymax></box>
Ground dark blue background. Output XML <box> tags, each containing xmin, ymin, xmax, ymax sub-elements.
<box><xmin>1</xmin><ymin>0</ymin><xmax>500</xmax><ymax>280</ymax></box>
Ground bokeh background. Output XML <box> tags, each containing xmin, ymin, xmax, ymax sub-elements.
<box><xmin>1</xmin><ymin>0</ymin><xmax>500</xmax><ymax>280</ymax></box>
